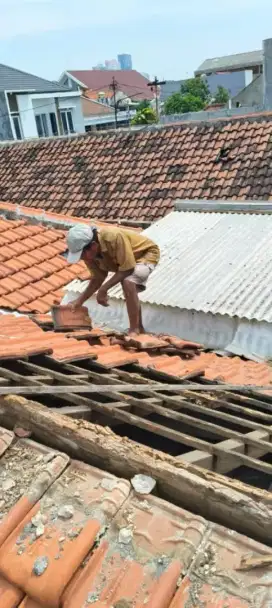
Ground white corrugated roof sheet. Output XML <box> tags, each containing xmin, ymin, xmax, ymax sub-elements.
<box><xmin>108</xmin><ymin>211</ymin><xmax>272</xmax><ymax>323</ymax></box>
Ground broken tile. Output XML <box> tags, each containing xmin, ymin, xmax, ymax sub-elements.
<box><xmin>0</xmin><ymin>438</ymin><xmax>69</xmax><ymax>546</ymax></box>
<box><xmin>0</xmin><ymin>461</ymin><xmax>130</xmax><ymax>607</ymax></box>
<box><xmin>63</xmin><ymin>493</ymin><xmax>207</xmax><ymax>608</ymax></box>
<box><xmin>124</xmin><ymin>333</ymin><xmax>169</xmax><ymax>350</ymax></box>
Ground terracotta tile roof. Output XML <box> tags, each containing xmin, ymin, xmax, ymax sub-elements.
<box><xmin>0</xmin><ymin>204</ymin><xmax>118</xmax><ymax>314</ymax></box>
<box><xmin>68</xmin><ymin>69</ymin><xmax>153</xmax><ymax>100</ymax></box>
<box><xmin>0</xmin><ymin>314</ymin><xmax>272</xmax><ymax>388</ymax></box>
<box><xmin>0</xmin><ymin>201</ymin><xmax>116</xmax><ymax>229</ymax></box>
<box><xmin>0</xmin><ymin>426</ymin><xmax>270</xmax><ymax>607</ymax></box>
<box><xmin>81</xmin><ymin>96</ymin><xmax>114</xmax><ymax>117</ymax></box>
<box><xmin>0</xmin><ymin>114</ymin><xmax>272</xmax><ymax>221</ymax></box>
<box><xmin>0</xmin><ymin>315</ymin><xmax>100</xmax><ymax>362</ymax></box>
<box><xmin>137</xmin><ymin>350</ymin><xmax>272</xmax><ymax>386</ymax></box>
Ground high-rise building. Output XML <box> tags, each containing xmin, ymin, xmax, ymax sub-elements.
<box><xmin>118</xmin><ymin>54</ymin><xmax>133</xmax><ymax>70</ymax></box>
<box><xmin>105</xmin><ymin>59</ymin><xmax>120</xmax><ymax>70</ymax></box>
<box><xmin>92</xmin><ymin>63</ymin><xmax>107</xmax><ymax>70</ymax></box>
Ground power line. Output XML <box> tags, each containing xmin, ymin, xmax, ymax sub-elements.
<box><xmin>0</xmin><ymin>79</ymin><xmax>154</xmax><ymax>137</ymax></box>
<box><xmin>109</xmin><ymin>77</ymin><xmax>119</xmax><ymax>129</ymax></box>
<box><xmin>0</xmin><ymin>82</ymin><xmax>128</xmax><ymax>124</ymax></box>
<box><xmin>109</xmin><ymin>78</ymin><xmax>148</xmax><ymax>129</ymax></box>
<box><xmin>148</xmin><ymin>76</ymin><xmax>166</xmax><ymax>120</ymax></box>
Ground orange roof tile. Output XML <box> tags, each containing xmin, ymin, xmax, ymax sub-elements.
<box><xmin>0</xmin><ymin>427</ymin><xmax>270</xmax><ymax>607</ymax></box>
<box><xmin>0</xmin><ymin>315</ymin><xmax>99</xmax><ymax>363</ymax></box>
<box><xmin>0</xmin><ymin>114</ymin><xmax>272</xmax><ymax>221</ymax></box>
<box><xmin>0</xmin><ymin>202</ymin><xmax>139</xmax><ymax>314</ymax></box>
<box><xmin>0</xmin><ymin>315</ymin><xmax>271</xmax><ymax>388</ymax></box>
<box><xmin>0</xmin><ymin>213</ymin><xmax>87</xmax><ymax>314</ymax></box>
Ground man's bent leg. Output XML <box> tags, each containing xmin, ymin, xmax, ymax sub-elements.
<box><xmin>122</xmin><ymin>264</ymin><xmax>155</xmax><ymax>333</ymax></box>
<box><xmin>122</xmin><ymin>278</ymin><xmax>141</xmax><ymax>333</ymax></box>
<box><xmin>139</xmin><ymin>304</ymin><xmax>145</xmax><ymax>333</ymax></box>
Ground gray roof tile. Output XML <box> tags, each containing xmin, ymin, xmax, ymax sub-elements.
<box><xmin>0</xmin><ymin>63</ymin><xmax>69</xmax><ymax>93</ymax></box>
<box><xmin>196</xmin><ymin>50</ymin><xmax>263</xmax><ymax>75</ymax></box>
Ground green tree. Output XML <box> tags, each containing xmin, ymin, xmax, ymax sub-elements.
<box><xmin>131</xmin><ymin>107</ymin><xmax>157</xmax><ymax>125</ymax></box>
<box><xmin>180</xmin><ymin>77</ymin><xmax>210</xmax><ymax>103</ymax></box>
<box><xmin>164</xmin><ymin>92</ymin><xmax>205</xmax><ymax>115</ymax></box>
<box><xmin>214</xmin><ymin>85</ymin><xmax>229</xmax><ymax>104</ymax></box>
<box><xmin>163</xmin><ymin>77</ymin><xmax>211</xmax><ymax>115</ymax></box>
<box><xmin>136</xmin><ymin>99</ymin><xmax>151</xmax><ymax>111</ymax></box>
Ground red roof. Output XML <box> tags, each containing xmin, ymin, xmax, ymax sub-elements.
<box><xmin>1</xmin><ymin>113</ymin><xmax>272</xmax><ymax>222</ymax></box>
<box><xmin>68</xmin><ymin>69</ymin><xmax>153</xmax><ymax>100</ymax></box>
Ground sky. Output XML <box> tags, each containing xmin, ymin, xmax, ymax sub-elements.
<box><xmin>0</xmin><ymin>0</ymin><xmax>271</xmax><ymax>82</ymax></box>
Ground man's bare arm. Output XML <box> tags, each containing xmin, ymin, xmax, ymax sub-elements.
<box><xmin>71</xmin><ymin>276</ymin><xmax>106</xmax><ymax>309</ymax></box>
<box><xmin>102</xmin><ymin>270</ymin><xmax>132</xmax><ymax>291</ymax></box>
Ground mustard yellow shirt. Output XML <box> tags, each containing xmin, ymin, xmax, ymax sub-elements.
<box><xmin>86</xmin><ymin>227</ymin><xmax>160</xmax><ymax>281</ymax></box>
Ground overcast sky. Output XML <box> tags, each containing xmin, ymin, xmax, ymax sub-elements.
<box><xmin>0</xmin><ymin>0</ymin><xmax>271</xmax><ymax>81</ymax></box>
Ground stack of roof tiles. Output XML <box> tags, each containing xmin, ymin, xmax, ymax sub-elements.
<box><xmin>0</xmin><ymin>114</ymin><xmax>272</xmax><ymax>222</ymax></box>
<box><xmin>0</xmin><ymin>426</ymin><xmax>270</xmax><ymax>607</ymax></box>
<box><xmin>0</xmin><ymin>315</ymin><xmax>101</xmax><ymax>362</ymax></box>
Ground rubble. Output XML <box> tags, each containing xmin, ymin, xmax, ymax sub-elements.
<box><xmin>118</xmin><ymin>527</ymin><xmax>134</xmax><ymax>545</ymax></box>
<box><xmin>57</xmin><ymin>505</ymin><xmax>75</xmax><ymax>520</ymax></box>
<box><xmin>32</xmin><ymin>556</ymin><xmax>49</xmax><ymax>576</ymax></box>
<box><xmin>131</xmin><ymin>474</ymin><xmax>156</xmax><ymax>495</ymax></box>
<box><xmin>2</xmin><ymin>478</ymin><xmax>16</xmax><ymax>491</ymax></box>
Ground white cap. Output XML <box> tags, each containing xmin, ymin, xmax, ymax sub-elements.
<box><xmin>66</xmin><ymin>224</ymin><xmax>94</xmax><ymax>264</ymax></box>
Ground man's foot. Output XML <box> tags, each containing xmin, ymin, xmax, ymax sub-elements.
<box><xmin>128</xmin><ymin>328</ymin><xmax>140</xmax><ymax>335</ymax></box>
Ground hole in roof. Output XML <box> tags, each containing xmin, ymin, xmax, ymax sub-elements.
<box><xmin>215</xmin><ymin>147</ymin><xmax>231</xmax><ymax>164</ymax></box>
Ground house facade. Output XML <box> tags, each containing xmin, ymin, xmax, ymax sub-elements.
<box><xmin>0</xmin><ymin>64</ymin><xmax>85</xmax><ymax>141</ymax></box>
<box><xmin>81</xmin><ymin>96</ymin><xmax>136</xmax><ymax>132</ymax></box>
<box><xmin>59</xmin><ymin>69</ymin><xmax>153</xmax><ymax>106</ymax></box>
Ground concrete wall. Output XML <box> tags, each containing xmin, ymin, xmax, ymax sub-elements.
<box><xmin>206</xmin><ymin>71</ymin><xmax>248</xmax><ymax>97</ymax></box>
<box><xmin>232</xmin><ymin>75</ymin><xmax>263</xmax><ymax>107</ymax></box>
<box><xmin>160</xmin><ymin>80</ymin><xmax>184</xmax><ymax>102</ymax></box>
<box><xmin>263</xmin><ymin>38</ymin><xmax>272</xmax><ymax>108</ymax></box>
<box><xmin>17</xmin><ymin>94</ymin><xmax>37</xmax><ymax>139</ymax></box>
<box><xmin>160</xmin><ymin>103</ymin><xmax>269</xmax><ymax>125</ymax></box>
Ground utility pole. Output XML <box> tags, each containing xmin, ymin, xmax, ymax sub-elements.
<box><xmin>148</xmin><ymin>76</ymin><xmax>166</xmax><ymax>121</ymax></box>
<box><xmin>110</xmin><ymin>77</ymin><xmax>118</xmax><ymax>129</ymax></box>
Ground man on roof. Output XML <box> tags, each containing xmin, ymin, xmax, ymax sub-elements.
<box><xmin>66</xmin><ymin>225</ymin><xmax>160</xmax><ymax>334</ymax></box>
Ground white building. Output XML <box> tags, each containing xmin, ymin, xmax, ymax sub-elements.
<box><xmin>0</xmin><ymin>63</ymin><xmax>85</xmax><ymax>141</ymax></box>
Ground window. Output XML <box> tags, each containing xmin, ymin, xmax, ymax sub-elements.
<box><xmin>49</xmin><ymin>112</ymin><xmax>59</xmax><ymax>136</ymax></box>
<box><xmin>35</xmin><ymin>114</ymin><xmax>49</xmax><ymax>138</ymax></box>
<box><xmin>60</xmin><ymin>109</ymin><xmax>75</xmax><ymax>134</ymax></box>
<box><xmin>11</xmin><ymin>114</ymin><xmax>23</xmax><ymax>140</ymax></box>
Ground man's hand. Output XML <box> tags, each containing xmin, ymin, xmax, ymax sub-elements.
<box><xmin>70</xmin><ymin>297</ymin><xmax>85</xmax><ymax>311</ymax></box>
<box><xmin>96</xmin><ymin>287</ymin><xmax>109</xmax><ymax>307</ymax></box>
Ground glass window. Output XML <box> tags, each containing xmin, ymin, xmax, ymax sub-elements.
<box><xmin>35</xmin><ymin>113</ymin><xmax>49</xmax><ymax>138</ymax></box>
<box><xmin>61</xmin><ymin>111</ymin><xmax>68</xmax><ymax>134</ymax></box>
<box><xmin>11</xmin><ymin>114</ymin><xmax>22</xmax><ymax>140</ymax></box>
<box><xmin>67</xmin><ymin>111</ymin><xmax>74</xmax><ymax>133</ymax></box>
<box><xmin>60</xmin><ymin>109</ymin><xmax>75</xmax><ymax>134</ymax></box>
<box><xmin>49</xmin><ymin>112</ymin><xmax>58</xmax><ymax>136</ymax></box>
